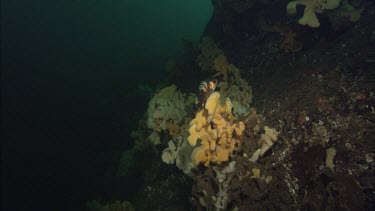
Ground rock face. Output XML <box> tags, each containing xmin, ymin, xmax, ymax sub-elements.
<box><xmin>131</xmin><ymin>1</ymin><xmax>375</xmax><ymax>210</ymax></box>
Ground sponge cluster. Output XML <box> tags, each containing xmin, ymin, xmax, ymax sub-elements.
<box><xmin>147</xmin><ymin>85</ymin><xmax>188</xmax><ymax>133</ymax></box>
<box><xmin>187</xmin><ymin>92</ymin><xmax>245</xmax><ymax>166</ymax></box>
<box><xmin>287</xmin><ymin>0</ymin><xmax>342</xmax><ymax>27</ymax></box>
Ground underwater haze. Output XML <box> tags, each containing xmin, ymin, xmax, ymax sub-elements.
<box><xmin>3</xmin><ymin>0</ymin><xmax>212</xmax><ymax>210</ymax></box>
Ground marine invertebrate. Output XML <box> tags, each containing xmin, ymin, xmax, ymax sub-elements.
<box><xmin>147</xmin><ymin>85</ymin><xmax>190</xmax><ymax>136</ymax></box>
<box><xmin>197</xmin><ymin>79</ymin><xmax>218</xmax><ymax>108</ymax></box>
<box><xmin>287</xmin><ymin>0</ymin><xmax>342</xmax><ymax>28</ymax></box>
<box><xmin>250</xmin><ymin>126</ymin><xmax>280</xmax><ymax>162</ymax></box>
<box><xmin>161</xmin><ymin>140</ymin><xmax>179</xmax><ymax>164</ymax></box>
<box><xmin>211</xmin><ymin>59</ymin><xmax>253</xmax><ymax>117</ymax></box>
<box><xmin>213</xmin><ymin>161</ymin><xmax>235</xmax><ymax>210</ymax></box>
<box><xmin>187</xmin><ymin>91</ymin><xmax>245</xmax><ymax>166</ymax></box>
<box><xmin>325</xmin><ymin>147</ymin><xmax>337</xmax><ymax>172</ymax></box>
<box><xmin>259</xmin><ymin>126</ymin><xmax>280</xmax><ymax>156</ymax></box>
<box><xmin>148</xmin><ymin>131</ymin><xmax>161</xmax><ymax>145</ymax></box>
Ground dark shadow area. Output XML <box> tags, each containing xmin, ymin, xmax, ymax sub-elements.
<box><xmin>2</xmin><ymin>1</ymin><xmax>212</xmax><ymax>210</ymax></box>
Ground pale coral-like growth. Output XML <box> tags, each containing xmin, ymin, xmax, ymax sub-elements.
<box><xmin>325</xmin><ymin>147</ymin><xmax>337</xmax><ymax>172</ymax></box>
<box><xmin>199</xmin><ymin>42</ymin><xmax>252</xmax><ymax>117</ymax></box>
<box><xmin>161</xmin><ymin>140</ymin><xmax>178</xmax><ymax>164</ymax></box>
<box><xmin>211</xmin><ymin>59</ymin><xmax>253</xmax><ymax>117</ymax></box>
<box><xmin>250</xmin><ymin>126</ymin><xmax>280</xmax><ymax>162</ymax></box>
<box><xmin>213</xmin><ymin>161</ymin><xmax>235</xmax><ymax>210</ymax></box>
<box><xmin>218</xmin><ymin>76</ymin><xmax>253</xmax><ymax>117</ymax></box>
<box><xmin>175</xmin><ymin>140</ymin><xmax>196</xmax><ymax>176</ymax></box>
<box><xmin>148</xmin><ymin>131</ymin><xmax>161</xmax><ymax>145</ymax></box>
<box><xmin>147</xmin><ymin>85</ymin><xmax>189</xmax><ymax>135</ymax></box>
<box><xmin>260</xmin><ymin>126</ymin><xmax>280</xmax><ymax>156</ymax></box>
<box><xmin>287</xmin><ymin>0</ymin><xmax>342</xmax><ymax>28</ymax></box>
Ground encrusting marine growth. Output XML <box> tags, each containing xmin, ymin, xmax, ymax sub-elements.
<box><xmin>188</xmin><ymin>91</ymin><xmax>245</xmax><ymax>166</ymax></box>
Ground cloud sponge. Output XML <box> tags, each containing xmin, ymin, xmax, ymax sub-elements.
<box><xmin>287</xmin><ymin>0</ymin><xmax>342</xmax><ymax>28</ymax></box>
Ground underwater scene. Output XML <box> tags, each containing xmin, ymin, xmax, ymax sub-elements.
<box><xmin>3</xmin><ymin>0</ymin><xmax>375</xmax><ymax>210</ymax></box>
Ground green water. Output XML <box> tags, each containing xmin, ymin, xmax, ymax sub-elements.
<box><xmin>3</xmin><ymin>1</ymin><xmax>212</xmax><ymax>210</ymax></box>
